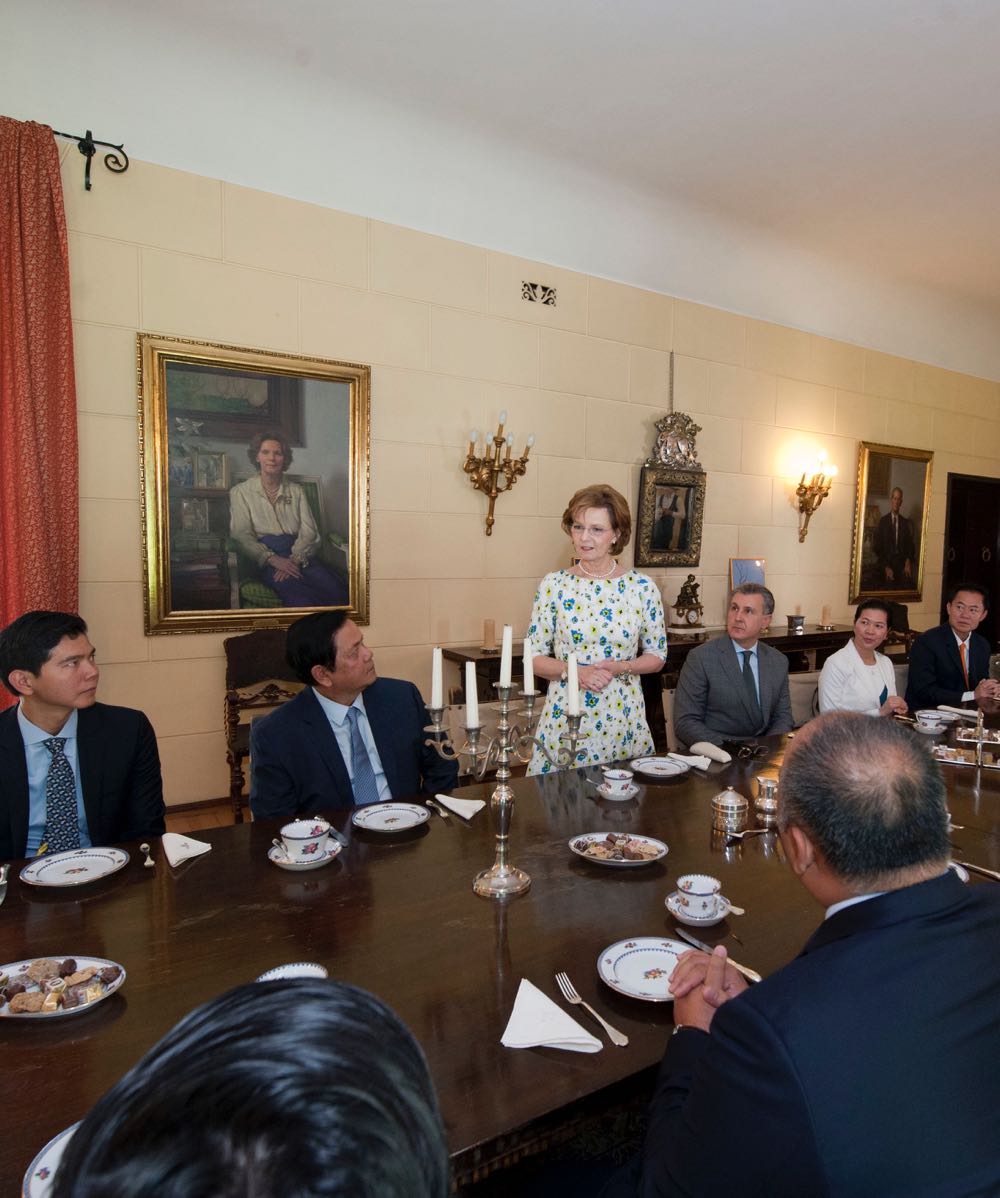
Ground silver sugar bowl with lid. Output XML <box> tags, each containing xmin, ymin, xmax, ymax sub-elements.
<box><xmin>711</xmin><ymin>786</ymin><xmax>748</xmax><ymax>833</ymax></box>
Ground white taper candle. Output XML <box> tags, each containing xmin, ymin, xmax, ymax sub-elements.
<box><xmin>499</xmin><ymin>625</ymin><xmax>513</xmax><ymax>686</ymax></box>
<box><xmin>465</xmin><ymin>661</ymin><xmax>479</xmax><ymax>727</ymax></box>
<box><xmin>566</xmin><ymin>652</ymin><xmax>580</xmax><ymax>715</ymax></box>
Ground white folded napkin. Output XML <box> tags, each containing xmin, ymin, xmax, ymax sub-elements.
<box><xmin>689</xmin><ymin>741</ymin><xmax>733</xmax><ymax>764</ymax></box>
<box><xmin>501</xmin><ymin>978</ymin><xmax>602</xmax><ymax>1053</ymax></box>
<box><xmin>161</xmin><ymin>833</ymin><xmax>212</xmax><ymax>868</ymax></box>
<box><xmin>434</xmin><ymin>793</ymin><xmax>486</xmax><ymax>819</ymax></box>
<box><xmin>669</xmin><ymin>751</ymin><xmax>711</xmax><ymax>771</ymax></box>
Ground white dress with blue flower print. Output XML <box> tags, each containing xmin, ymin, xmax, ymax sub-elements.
<box><xmin>526</xmin><ymin>570</ymin><xmax>668</xmax><ymax>775</ymax></box>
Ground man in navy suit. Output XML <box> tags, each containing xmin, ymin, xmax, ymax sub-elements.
<box><xmin>250</xmin><ymin>611</ymin><xmax>459</xmax><ymax>819</ymax></box>
<box><xmin>674</xmin><ymin>584</ymin><xmax>792</xmax><ymax>747</ymax></box>
<box><xmin>604</xmin><ymin>712</ymin><xmax>1000</xmax><ymax>1197</ymax></box>
<box><xmin>0</xmin><ymin>611</ymin><xmax>165</xmax><ymax>859</ymax></box>
<box><xmin>905</xmin><ymin>581</ymin><xmax>999</xmax><ymax>709</ymax></box>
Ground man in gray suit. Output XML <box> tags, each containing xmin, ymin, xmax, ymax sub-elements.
<box><xmin>674</xmin><ymin>584</ymin><xmax>792</xmax><ymax>748</ymax></box>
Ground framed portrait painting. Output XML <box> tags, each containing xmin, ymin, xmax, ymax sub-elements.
<box><xmin>634</xmin><ymin>465</ymin><xmax>706</xmax><ymax>567</ymax></box>
<box><xmin>849</xmin><ymin>442</ymin><xmax>933</xmax><ymax>603</ymax></box>
<box><xmin>139</xmin><ymin>334</ymin><xmax>370</xmax><ymax>634</ymax></box>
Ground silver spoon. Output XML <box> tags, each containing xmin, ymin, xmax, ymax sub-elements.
<box><xmin>139</xmin><ymin>842</ymin><xmax>155</xmax><ymax>868</ymax></box>
<box><xmin>725</xmin><ymin>828</ymin><xmax>774</xmax><ymax>842</ymax></box>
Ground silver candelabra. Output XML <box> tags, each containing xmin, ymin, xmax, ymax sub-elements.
<box><xmin>425</xmin><ymin>683</ymin><xmax>589</xmax><ymax>898</ymax></box>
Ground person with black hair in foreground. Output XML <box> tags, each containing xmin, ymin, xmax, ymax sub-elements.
<box><xmin>250</xmin><ymin>610</ymin><xmax>458</xmax><ymax>819</ymax></box>
<box><xmin>52</xmin><ymin>978</ymin><xmax>451</xmax><ymax>1198</ymax></box>
<box><xmin>603</xmin><ymin>713</ymin><xmax>1000</xmax><ymax>1198</ymax></box>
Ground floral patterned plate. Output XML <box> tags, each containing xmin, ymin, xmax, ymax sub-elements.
<box><xmin>23</xmin><ymin>1122</ymin><xmax>77</xmax><ymax>1196</ymax></box>
<box><xmin>351</xmin><ymin>803</ymin><xmax>430</xmax><ymax>833</ymax></box>
<box><xmin>20</xmin><ymin>848</ymin><xmax>129</xmax><ymax>888</ymax></box>
<box><xmin>597</xmin><ymin>936</ymin><xmax>687</xmax><ymax>1002</ymax></box>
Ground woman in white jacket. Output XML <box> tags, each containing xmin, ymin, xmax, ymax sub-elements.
<box><xmin>819</xmin><ymin>600</ymin><xmax>908</xmax><ymax>717</ymax></box>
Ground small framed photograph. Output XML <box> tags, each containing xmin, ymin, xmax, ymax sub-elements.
<box><xmin>730</xmin><ymin>558</ymin><xmax>766</xmax><ymax>590</ymax></box>
<box><xmin>192</xmin><ymin>450</ymin><xmax>230</xmax><ymax>490</ymax></box>
<box><xmin>180</xmin><ymin>497</ymin><xmax>209</xmax><ymax>533</ymax></box>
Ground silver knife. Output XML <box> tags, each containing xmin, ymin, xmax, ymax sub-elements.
<box><xmin>0</xmin><ymin>863</ymin><xmax>8</xmax><ymax>907</ymax></box>
<box><xmin>955</xmin><ymin>859</ymin><xmax>1000</xmax><ymax>882</ymax></box>
<box><xmin>674</xmin><ymin>927</ymin><xmax>762</xmax><ymax>984</ymax></box>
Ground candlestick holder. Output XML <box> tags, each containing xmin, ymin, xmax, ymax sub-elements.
<box><xmin>425</xmin><ymin>683</ymin><xmax>588</xmax><ymax>899</ymax></box>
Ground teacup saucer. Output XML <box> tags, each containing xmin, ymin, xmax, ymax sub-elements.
<box><xmin>914</xmin><ymin>723</ymin><xmax>944</xmax><ymax>735</ymax></box>
<box><xmin>594</xmin><ymin>782</ymin><xmax>640</xmax><ymax>801</ymax></box>
<box><xmin>665</xmin><ymin>892</ymin><xmax>732</xmax><ymax>927</ymax></box>
<box><xmin>267</xmin><ymin>843</ymin><xmax>341</xmax><ymax>872</ymax></box>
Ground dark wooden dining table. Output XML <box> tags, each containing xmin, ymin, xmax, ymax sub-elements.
<box><xmin>3</xmin><ymin>729</ymin><xmax>999</xmax><ymax>1194</ymax></box>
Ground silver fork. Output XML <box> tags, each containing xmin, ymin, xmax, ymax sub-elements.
<box><xmin>426</xmin><ymin>799</ymin><xmax>450</xmax><ymax>821</ymax></box>
<box><xmin>554</xmin><ymin>971</ymin><xmax>629</xmax><ymax>1047</ymax></box>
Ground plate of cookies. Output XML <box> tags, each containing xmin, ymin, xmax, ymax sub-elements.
<box><xmin>569</xmin><ymin>832</ymin><xmax>668</xmax><ymax>868</ymax></box>
<box><xmin>0</xmin><ymin>956</ymin><xmax>126</xmax><ymax>1019</ymax></box>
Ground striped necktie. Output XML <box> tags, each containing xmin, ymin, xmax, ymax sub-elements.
<box><xmin>346</xmin><ymin>706</ymin><xmax>380</xmax><ymax>807</ymax></box>
<box><xmin>959</xmin><ymin>641</ymin><xmax>970</xmax><ymax>689</ymax></box>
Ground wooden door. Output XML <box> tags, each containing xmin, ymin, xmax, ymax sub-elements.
<box><xmin>942</xmin><ymin>474</ymin><xmax>1000</xmax><ymax>649</ymax></box>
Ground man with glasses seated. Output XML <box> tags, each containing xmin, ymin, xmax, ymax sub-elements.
<box><xmin>673</xmin><ymin>584</ymin><xmax>792</xmax><ymax>749</ymax></box>
<box><xmin>905</xmin><ymin>582</ymin><xmax>999</xmax><ymax>710</ymax></box>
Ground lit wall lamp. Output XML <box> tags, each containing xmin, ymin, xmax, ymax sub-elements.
<box><xmin>464</xmin><ymin>411</ymin><xmax>534</xmax><ymax>535</ymax></box>
<box><xmin>795</xmin><ymin>453</ymin><xmax>837</xmax><ymax>542</ymax></box>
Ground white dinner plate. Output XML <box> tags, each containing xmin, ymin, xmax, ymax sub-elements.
<box><xmin>597</xmin><ymin>936</ymin><xmax>687</xmax><ymax>1002</ymax></box>
<box><xmin>665</xmin><ymin>892</ymin><xmax>733</xmax><ymax>927</ymax></box>
<box><xmin>267</xmin><ymin>843</ymin><xmax>342</xmax><ymax>871</ymax></box>
<box><xmin>23</xmin><ymin>1122</ymin><xmax>77</xmax><ymax>1197</ymax></box>
<box><xmin>19</xmin><ymin>847</ymin><xmax>129</xmax><ymax>888</ymax></box>
<box><xmin>948</xmin><ymin>861</ymin><xmax>970</xmax><ymax>883</ymax></box>
<box><xmin>630</xmin><ymin>757</ymin><xmax>689</xmax><ymax>778</ymax></box>
<box><xmin>351</xmin><ymin>803</ymin><xmax>430</xmax><ymax>833</ymax></box>
<box><xmin>1</xmin><ymin>956</ymin><xmax>126</xmax><ymax>1020</ymax></box>
<box><xmin>569</xmin><ymin>832</ymin><xmax>668</xmax><ymax>868</ymax></box>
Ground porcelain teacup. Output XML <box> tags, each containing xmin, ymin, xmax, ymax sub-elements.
<box><xmin>676</xmin><ymin>873</ymin><xmax>722</xmax><ymax>917</ymax></box>
<box><xmin>602</xmin><ymin>768</ymin><xmax>634</xmax><ymax>796</ymax></box>
<box><xmin>278</xmin><ymin>819</ymin><xmax>331</xmax><ymax>862</ymax></box>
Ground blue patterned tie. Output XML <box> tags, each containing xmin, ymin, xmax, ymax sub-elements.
<box><xmin>42</xmin><ymin>738</ymin><xmax>81</xmax><ymax>853</ymax></box>
<box><xmin>346</xmin><ymin>707</ymin><xmax>380</xmax><ymax>807</ymax></box>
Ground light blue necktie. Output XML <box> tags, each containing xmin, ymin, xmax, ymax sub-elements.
<box><xmin>346</xmin><ymin>707</ymin><xmax>380</xmax><ymax>807</ymax></box>
<box><xmin>42</xmin><ymin>737</ymin><xmax>81</xmax><ymax>854</ymax></box>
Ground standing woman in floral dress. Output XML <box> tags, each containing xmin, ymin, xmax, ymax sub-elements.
<box><xmin>526</xmin><ymin>484</ymin><xmax>667</xmax><ymax>775</ymax></box>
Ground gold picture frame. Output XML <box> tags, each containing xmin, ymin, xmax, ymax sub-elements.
<box><xmin>139</xmin><ymin>334</ymin><xmax>370</xmax><ymax>634</ymax></box>
<box><xmin>634</xmin><ymin>464</ymin><xmax>706</xmax><ymax>567</ymax></box>
<box><xmin>849</xmin><ymin>441</ymin><xmax>933</xmax><ymax>603</ymax></box>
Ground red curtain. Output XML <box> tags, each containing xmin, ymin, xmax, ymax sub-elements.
<box><xmin>0</xmin><ymin>117</ymin><xmax>79</xmax><ymax>708</ymax></box>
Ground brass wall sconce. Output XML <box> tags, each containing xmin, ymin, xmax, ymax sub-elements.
<box><xmin>464</xmin><ymin>411</ymin><xmax>534</xmax><ymax>535</ymax></box>
<box><xmin>796</xmin><ymin>455</ymin><xmax>837</xmax><ymax>542</ymax></box>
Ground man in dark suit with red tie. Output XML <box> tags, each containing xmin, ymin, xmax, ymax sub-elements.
<box><xmin>873</xmin><ymin>486</ymin><xmax>916</xmax><ymax>588</ymax></box>
<box><xmin>905</xmin><ymin>581</ymin><xmax>1000</xmax><ymax>709</ymax></box>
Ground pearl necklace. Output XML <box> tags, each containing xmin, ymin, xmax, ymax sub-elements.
<box><xmin>578</xmin><ymin>557</ymin><xmax>617</xmax><ymax>579</ymax></box>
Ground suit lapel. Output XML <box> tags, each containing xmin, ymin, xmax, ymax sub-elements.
<box><xmin>0</xmin><ymin>707</ymin><xmax>30</xmax><ymax>855</ymax></box>
<box><xmin>362</xmin><ymin>683</ymin><xmax>400</xmax><ymax>798</ymax></box>
<box><xmin>300</xmin><ymin>690</ymin><xmax>352</xmax><ymax>797</ymax></box>
<box><xmin>76</xmin><ymin>706</ymin><xmax>104</xmax><ymax>842</ymax></box>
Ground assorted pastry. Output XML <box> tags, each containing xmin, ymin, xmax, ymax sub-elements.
<box><xmin>0</xmin><ymin>958</ymin><xmax>124</xmax><ymax>1015</ymax></box>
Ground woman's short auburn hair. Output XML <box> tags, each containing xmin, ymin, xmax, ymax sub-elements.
<box><xmin>561</xmin><ymin>484</ymin><xmax>632</xmax><ymax>554</ymax></box>
<box><xmin>246</xmin><ymin>430</ymin><xmax>294</xmax><ymax>472</ymax></box>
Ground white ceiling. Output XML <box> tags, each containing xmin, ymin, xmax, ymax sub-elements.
<box><xmin>8</xmin><ymin>0</ymin><xmax>1000</xmax><ymax>376</ymax></box>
